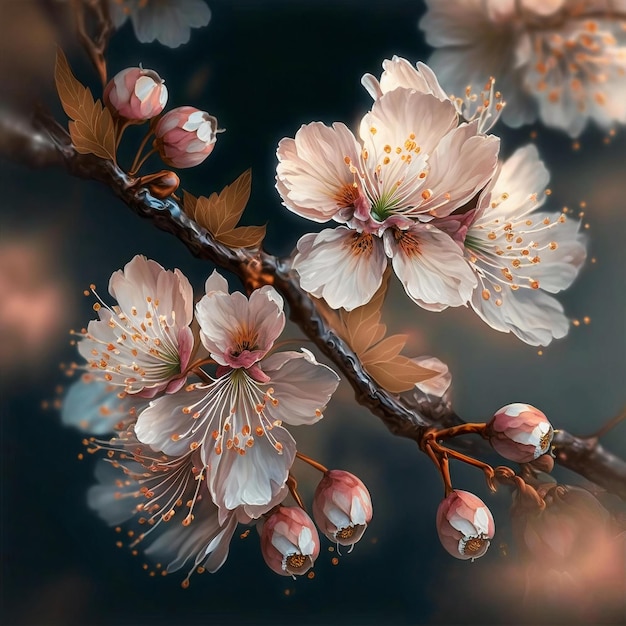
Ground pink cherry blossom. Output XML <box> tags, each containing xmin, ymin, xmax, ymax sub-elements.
<box><xmin>488</xmin><ymin>402</ymin><xmax>554</xmax><ymax>462</ymax></box>
<box><xmin>436</xmin><ymin>490</ymin><xmax>495</xmax><ymax>560</ymax></box>
<box><xmin>134</xmin><ymin>271</ymin><xmax>340</xmax><ymax>523</ymax></box>
<box><xmin>77</xmin><ymin>255</ymin><xmax>194</xmax><ymax>397</ymax></box>
<box><xmin>276</xmin><ymin>80</ymin><xmax>498</xmax><ymax>311</ymax></box>
<box><xmin>312</xmin><ymin>470</ymin><xmax>373</xmax><ymax>548</ymax></box>
<box><xmin>154</xmin><ymin>106</ymin><xmax>221</xmax><ymax>168</ymax></box>
<box><xmin>260</xmin><ymin>506</ymin><xmax>320</xmax><ymax>576</ymax></box>
<box><xmin>104</xmin><ymin>66</ymin><xmax>168</xmax><ymax>121</ymax></box>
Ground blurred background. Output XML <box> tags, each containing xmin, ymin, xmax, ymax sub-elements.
<box><xmin>0</xmin><ymin>1</ymin><xmax>624</xmax><ymax>624</ymax></box>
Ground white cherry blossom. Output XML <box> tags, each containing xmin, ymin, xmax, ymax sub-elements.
<box><xmin>134</xmin><ymin>271</ymin><xmax>340</xmax><ymax>522</ymax></box>
<box><xmin>457</xmin><ymin>145</ymin><xmax>587</xmax><ymax>345</ymax></box>
<box><xmin>420</xmin><ymin>0</ymin><xmax>626</xmax><ymax>136</ymax></box>
<box><xmin>77</xmin><ymin>255</ymin><xmax>195</xmax><ymax>397</ymax></box>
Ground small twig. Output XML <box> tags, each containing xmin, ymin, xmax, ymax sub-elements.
<box><xmin>72</xmin><ymin>0</ymin><xmax>113</xmax><ymax>88</ymax></box>
<box><xmin>295</xmin><ymin>452</ymin><xmax>328</xmax><ymax>474</ymax></box>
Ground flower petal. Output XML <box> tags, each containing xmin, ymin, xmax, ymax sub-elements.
<box><xmin>261</xmin><ymin>349</ymin><xmax>340</xmax><ymax>426</ymax></box>
<box><xmin>293</xmin><ymin>227</ymin><xmax>387</xmax><ymax>311</ymax></box>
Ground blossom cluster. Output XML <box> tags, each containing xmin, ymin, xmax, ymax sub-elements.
<box><xmin>64</xmin><ymin>256</ymin><xmax>379</xmax><ymax>584</ymax></box>
<box><xmin>276</xmin><ymin>56</ymin><xmax>587</xmax><ymax>346</ymax></box>
<box><xmin>420</xmin><ymin>0</ymin><xmax>626</xmax><ymax>136</ymax></box>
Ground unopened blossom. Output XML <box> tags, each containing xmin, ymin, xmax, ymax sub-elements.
<box><xmin>436</xmin><ymin>490</ymin><xmax>495</xmax><ymax>560</ymax></box>
<box><xmin>134</xmin><ymin>271</ymin><xmax>340</xmax><ymax>522</ymax></box>
<box><xmin>154</xmin><ymin>106</ymin><xmax>221</xmax><ymax>168</ymax></box>
<box><xmin>260</xmin><ymin>506</ymin><xmax>320</xmax><ymax>576</ymax></box>
<box><xmin>277</xmin><ymin>78</ymin><xmax>499</xmax><ymax>311</ymax></box>
<box><xmin>455</xmin><ymin>144</ymin><xmax>586</xmax><ymax>345</ymax></box>
<box><xmin>312</xmin><ymin>470</ymin><xmax>373</xmax><ymax>548</ymax></box>
<box><xmin>420</xmin><ymin>0</ymin><xmax>626</xmax><ymax>136</ymax></box>
<box><xmin>512</xmin><ymin>484</ymin><xmax>611</xmax><ymax>568</ymax></box>
<box><xmin>108</xmin><ymin>0</ymin><xmax>211</xmax><ymax>48</ymax></box>
<box><xmin>77</xmin><ymin>255</ymin><xmax>194</xmax><ymax>397</ymax></box>
<box><xmin>487</xmin><ymin>402</ymin><xmax>553</xmax><ymax>462</ymax></box>
<box><xmin>104</xmin><ymin>67</ymin><xmax>167</xmax><ymax>121</ymax></box>
<box><xmin>88</xmin><ymin>436</ymin><xmax>245</xmax><ymax>587</ymax></box>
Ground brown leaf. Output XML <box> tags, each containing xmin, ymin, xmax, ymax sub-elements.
<box><xmin>182</xmin><ymin>170</ymin><xmax>266</xmax><ymax>249</ymax></box>
<box><xmin>367</xmin><ymin>356</ymin><xmax>439</xmax><ymax>394</ymax></box>
<box><xmin>55</xmin><ymin>48</ymin><xmax>116</xmax><ymax>162</ymax></box>
<box><xmin>333</xmin><ymin>270</ymin><xmax>439</xmax><ymax>392</ymax></box>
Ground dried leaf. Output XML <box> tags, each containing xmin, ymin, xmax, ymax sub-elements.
<box><xmin>182</xmin><ymin>170</ymin><xmax>266</xmax><ymax>249</ymax></box>
<box><xmin>55</xmin><ymin>48</ymin><xmax>116</xmax><ymax>162</ymax></box>
<box><xmin>334</xmin><ymin>271</ymin><xmax>439</xmax><ymax>392</ymax></box>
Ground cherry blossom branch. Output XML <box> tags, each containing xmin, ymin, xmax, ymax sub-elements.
<box><xmin>2</xmin><ymin>108</ymin><xmax>625</xmax><ymax>500</ymax></box>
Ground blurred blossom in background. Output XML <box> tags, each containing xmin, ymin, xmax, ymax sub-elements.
<box><xmin>0</xmin><ymin>1</ymin><xmax>625</xmax><ymax>625</ymax></box>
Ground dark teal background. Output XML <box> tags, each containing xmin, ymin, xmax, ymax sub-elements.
<box><xmin>1</xmin><ymin>1</ymin><xmax>625</xmax><ymax>624</ymax></box>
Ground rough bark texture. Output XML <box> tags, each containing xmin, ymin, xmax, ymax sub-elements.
<box><xmin>2</xmin><ymin>109</ymin><xmax>625</xmax><ymax>500</ymax></box>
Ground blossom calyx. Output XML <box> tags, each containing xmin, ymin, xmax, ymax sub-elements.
<box><xmin>154</xmin><ymin>106</ymin><xmax>221</xmax><ymax>168</ymax></box>
<box><xmin>104</xmin><ymin>67</ymin><xmax>168</xmax><ymax>122</ymax></box>
<box><xmin>487</xmin><ymin>403</ymin><xmax>553</xmax><ymax>463</ymax></box>
<box><xmin>436</xmin><ymin>490</ymin><xmax>495</xmax><ymax>561</ymax></box>
<box><xmin>260</xmin><ymin>506</ymin><xmax>320</xmax><ymax>576</ymax></box>
<box><xmin>312</xmin><ymin>470</ymin><xmax>373</xmax><ymax>547</ymax></box>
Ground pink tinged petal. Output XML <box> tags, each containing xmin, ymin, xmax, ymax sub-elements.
<box><xmin>204</xmin><ymin>269</ymin><xmax>229</xmax><ymax>294</ymax></box>
<box><xmin>276</xmin><ymin>122</ymin><xmax>364</xmax><ymax>222</ymax></box>
<box><xmin>207</xmin><ymin>425</ymin><xmax>296</xmax><ymax>523</ymax></box>
<box><xmin>411</xmin><ymin>356</ymin><xmax>452</xmax><ymax>397</ymax></box>
<box><xmin>293</xmin><ymin>227</ymin><xmax>387</xmax><ymax>311</ymax></box>
<box><xmin>418</xmin><ymin>121</ymin><xmax>500</xmax><ymax>218</ymax></box>
<box><xmin>196</xmin><ymin>286</ymin><xmax>285</xmax><ymax>368</ymax></box>
<box><xmin>359</xmin><ymin>88</ymin><xmax>457</xmax><ymax>172</ymax></box>
<box><xmin>385</xmin><ymin>225</ymin><xmax>477</xmax><ymax>309</ymax></box>
<box><xmin>260</xmin><ymin>349</ymin><xmax>340</xmax><ymax>426</ymax></box>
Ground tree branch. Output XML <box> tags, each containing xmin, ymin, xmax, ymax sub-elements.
<box><xmin>2</xmin><ymin>108</ymin><xmax>625</xmax><ymax>500</ymax></box>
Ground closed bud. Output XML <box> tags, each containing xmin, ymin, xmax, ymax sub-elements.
<box><xmin>436</xmin><ymin>490</ymin><xmax>495</xmax><ymax>561</ymax></box>
<box><xmin>260</xmin><ymin>506</ymin><xmax>320</xmax><ymax>577</ymax></box>
<box><xmin>312</xmin><ymin>469</ymin><xmax>373</xmax><ymax>548</ymax></box>
<box><xmin>104</xmin><ymin>67</ymin><xmax>168</xmax><ymax>121</ymax></box>
<box><xmin>153</xmin><ymin>106</ymin><xmax>221</xmax><ymax>168</ymax></box>
<box><xmin>487</xmin><ymin>402</ymin><xmax>553</xmax><ymax>463</ymax></box>
<box><xmin>513</xmin><ymin>484</ymin><xmax>610</xmax><ymax>567</ymax></box>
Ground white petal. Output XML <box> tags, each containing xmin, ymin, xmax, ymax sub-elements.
<box><xmin>261</xmin><ymin>349</ymin><xmax>340</xmax><ymax>426</ymax></box>
<box><xmin>385</xmin><ymin>225</ymin><xmax>477</xmax><ymax>308</ymax></box>
<box><xmin>293</xmin><ymin>227</ymin><xmax>387</xmax><ymax>311</ymax></box>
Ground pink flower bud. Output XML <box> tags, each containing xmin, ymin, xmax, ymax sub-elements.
<box><xmin>487</xmin><ymin>403</ymin><xmax>553</xmax><ymax>463</ymax></box>
<box><xmin>312</xmin><ymin>470</ymin><xmax>373</xmax><ymax>547</ymax></box>
<box><xmin>436</xmin><ymin>490</ymin><xmax>495</xmax><ymax>560</ymax></box>
<box><xmin>153</xmin><ymin>106</ymin><xmax>220</xmax><ymax>168</ymax></box>
<box><xmin>104</xmin><ymin>67</ymin><xmax>168</xmax><ymax>121</ymax></box>
<box><xmin>513</xmin><ymin>484</ymin><xmax>610</xmax><ymax>567</ymax></box>
<box><xmin>260</xmin><ymin>506</ymin><xmax>320</xmax><ymax>576</ymax></box>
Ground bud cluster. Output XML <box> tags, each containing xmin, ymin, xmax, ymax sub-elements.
<box><xmin>104</xmin><ymin>66</ymin><xmax>221</xmax><ymax>169</ymax></box>
<box><xmin>260</xmin><ymin>469</ymin><xmax>373</xmax><ymax>576</ymax></box>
